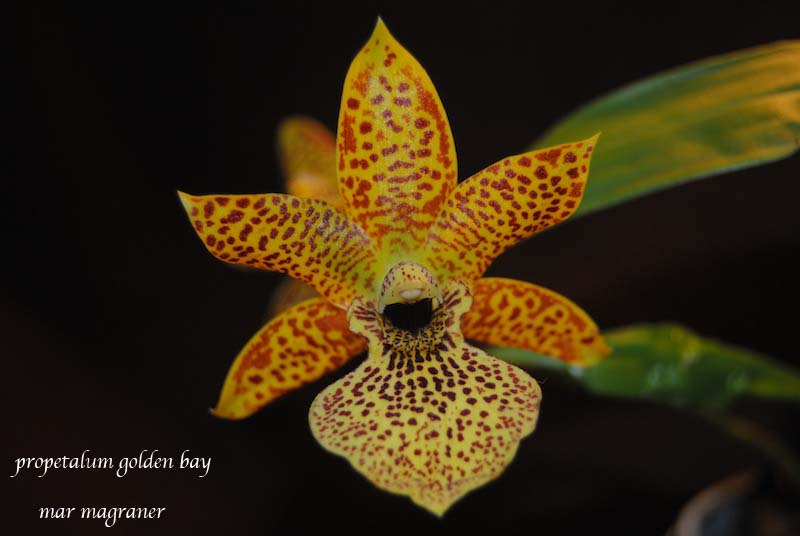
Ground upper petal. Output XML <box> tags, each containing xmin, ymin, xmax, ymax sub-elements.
<box><xmin>277</xmin><ymin>116</ymin><xmax>342</xmax><ymax>208</ymax></box>
<box><xmin>310</xmin><ymin>280</ymin><xmax>541</xmax><ymax>515</ymax></box>
<box><xmin>213</xmin><ymin>298</ymin><xmax>365</xmax><ymax>420</ymax></box>
<box><xmin>462</xmin><ymin>277</ymin><xmax>610</xmax><ymax>365</ymax></box>
<box><xmin>337</xmin><ymin>19</ymin><xmax>457</xmax><ymax>266</ymax></box>
<box><xmin>425</xmin><ymin>135</ymin><xmax>599</xmax><ymax>284</ymax></box>
<box><xmin>178</xmin><ymin>192</ymin><xmax>379</xmax><ymax>308</ymax></box>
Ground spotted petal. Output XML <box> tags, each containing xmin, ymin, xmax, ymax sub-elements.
<box><xmin>310</xmin><ymin>280</ymin><xmax>541</xmax><ymax>516</ymax></box>
<box><xmin>425</xmin><ymin>135</ymin><xmax>599</xmax><ymax>284</ymax></box>
<box><xmin>463</xmin><ymin>278</ymin><xmax>609</xmax><ymax>366</ymax></box>
<box><xmin>178</xmin><ymin>192</ymin><xmax>379</xmax><ymax>308</ymax></box>
<box><xmin>277</xmin><ymin>116</ymin><xmax>342</xmax><ymax>208</ymax></box>
<box><xmin>213</xmin><ymin>298</ymin><xmax>366</xmax><ymax>419</ymax></box>
<box><xmin>337</xmin><ymin>19</ymin><xmax>457</xmax><ymax>265</ymax></box>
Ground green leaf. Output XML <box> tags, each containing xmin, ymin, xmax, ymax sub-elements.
<box><xmin>490</xmin><ymin>323</ymin><xmax>800</xmax><ymax>410</ymax></box>
<box><xmin>535</xmin><ymin>41</ymin><xmax>800</xmax><ymax>217</ymax></box>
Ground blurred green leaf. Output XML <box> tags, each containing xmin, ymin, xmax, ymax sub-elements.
<box><xmin>490</xmin><ymin>323</ymin><xmax>800</xmax><ymax>410</ymax></box>
<box><xmin>535</xmin><ymin>41</ymin><xmax>800</xmax><ymax>216</ymax></box>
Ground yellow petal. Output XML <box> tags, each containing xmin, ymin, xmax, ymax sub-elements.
<box><xmin>425</xmin><ymin>134</ymin><xmax>600</xmax><ymax>284</ymax></box>
<box><xmin>310</xmin><ymin>280</ymin><xmax>541</xmax><ymax>515</ymax></box>
<box><xmin>213</xmin><ymin>298</ymin><xmax>366</xmax><ymax>420</ymax></box>
<box><xmin>277</xmin><ymin>115</ymin><xmax>343</xmax><ymax>208</ymax></box>
<box><xmin>337</xmin><ymin>19</ymin><xmax>457</xmax><ymax>265</ymax></box>
<box><xmin>178</xmin><ymin>192</ymin><xmax>379</xmax><ymax>308</ymax></box>
<box><xmin>463</xmin><ymin>278</ymin><xmax>610</xmax><ymax>366</ymax></box>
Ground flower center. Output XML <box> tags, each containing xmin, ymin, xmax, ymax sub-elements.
<box><xmin>383</xmin><ymin>298</ymin><xmax>433</xmax><ymax>332</ymax></box>
<box><xmin>377</xmin><ymin>261</ymin><xmax>442</xmax><ymax>332</ymax></box>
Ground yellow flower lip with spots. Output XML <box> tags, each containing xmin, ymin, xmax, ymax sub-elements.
<box><xmin>178</xmin><ymin>17</ymin><xmax>609</xmax><ymax>515</ymax></box>
<box><xmin>314</xmin><ymin>280</ymin><xmax>541</xmax><ymax>517</ymax></box>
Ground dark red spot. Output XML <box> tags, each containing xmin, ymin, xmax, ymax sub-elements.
<box><xmin>340</xmin><ymin>113</ymin><xmax>357</xmax><ymax>155</ymax></box>
<box><xmin>239</xmin><ymin>224</ymin><xmax>253</xmax><ymax>241</ymax></box>
<box><xmin>535</xmin><ymin>148</ymin><xmax>562</xmax><ymax>167</ymax></box>
<box><xmin>226</xmin><ymin>210</ymin><xmax>245</xmax><ymax>223</ymax></box>
<box><xmin>387</xmin><ymin>120</ymin><xmax>402</xmax><ymax>133</ymax></box>
<box><xmin>414</xmin><ymin>118</ymin><xmax>430</xmax><ymax>130</ymax></box>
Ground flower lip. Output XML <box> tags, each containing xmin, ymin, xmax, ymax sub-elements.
<box><xmin>312</xmin><ymin>280</ymin><xmax>542</xmax><ymax>516</ymax></box>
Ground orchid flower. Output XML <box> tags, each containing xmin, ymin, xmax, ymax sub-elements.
<box><xmin>179</xmin><ymin>19</ymin><xmax>609</xmax><ymax>515</ymax></box>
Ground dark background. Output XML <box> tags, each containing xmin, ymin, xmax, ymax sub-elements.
<box><xmin>10</xmin><ymin>1</ymin><xmax>800</xmax><ymax>534</ymax></box>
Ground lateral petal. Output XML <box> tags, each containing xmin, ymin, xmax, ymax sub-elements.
<box><xmin>310</xmin><ymin>281</ymin><xmax>541</xmax><ymax>515</ymax></box>
<box><xmin>337</xmin><ymin>19</ymin><xmax>457</xmax><ymax>264</ymax></box>
<box><xmin>463</xmin><ymin>278</ymin><xmax>609</xmax><ymax>365</ymax></box>
<box><xmin>425</xmin><ymin>135</ymin><xmax>599</xmax><ymax>284</ymax></box>
<box><xmin>178</xmin><ymin>192</ymin><xmax>378</xmax><ymax>308</ymax></box>
<box><xmin>213</xmin><ymin>298</ymin><xmax>366</xmax><ymax>420</ymax></box>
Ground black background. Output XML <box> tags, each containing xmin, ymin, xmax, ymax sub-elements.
<box><xmin>11</xmin><ymin>1</ymin><xmax>800</xmax><ymax>535</ymax></box>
